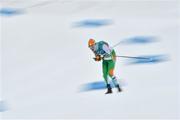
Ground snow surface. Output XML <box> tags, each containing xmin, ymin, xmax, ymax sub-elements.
<box><xmin>0</xmin><ymin>0</ymin><xmax>179</xmax><ymax>119</ymax></box>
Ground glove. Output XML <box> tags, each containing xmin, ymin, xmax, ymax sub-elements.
<box><xmin>93</xmin><ymin>55</ymin><xmax>102</xmax><ymax>61</ymax></box>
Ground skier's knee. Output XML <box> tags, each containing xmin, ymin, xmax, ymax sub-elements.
<box><xmin>109</xmin><ymin>69</ymin><xmax>114</xmax><ymax>77</ymax></box>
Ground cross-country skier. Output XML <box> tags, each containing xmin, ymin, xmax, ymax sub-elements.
<box><xmin>88</xmin><ymin>38</ymin><xmax>122</xmax><ymax>94</ymax></box>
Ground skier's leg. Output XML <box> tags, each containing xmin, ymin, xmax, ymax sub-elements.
<box><xmin>109</xmin><ymin>50</ymin><xmax>119</xmax><ymax>86</ymax></box>
<box><xmin>108</xmin><ymin>60</ymin><xmax>117</xmax><ymax>85</ymax></box>
<box><xmin>108</xmin><ymin>60</ymin><xmax>122</xmax><ymax>92</ymax></box>
<box><xmin>103</xmin><ymin>60</ymin><xmax>112</xmax><ymax>94</ymax></box>
<box><xmin>102</xmin><ymin>60</ymin><xmax>109</xmax><ymax>85</ymax></box>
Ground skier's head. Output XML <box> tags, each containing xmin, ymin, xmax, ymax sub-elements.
<box><xmin>88</xmin><ymin>38</ymin><xmax>95</xmax><ymax>48</ymax></box>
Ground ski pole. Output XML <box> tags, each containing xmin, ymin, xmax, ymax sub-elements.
<box><xmin>112</xmin><ymin>41</ymin><xmax>122</xmax><ymax>48</ymax></box>
<box><xmin>116</xmin><ymin>55</ymin><xmax>150</xmax><ymax>60</ymax></box>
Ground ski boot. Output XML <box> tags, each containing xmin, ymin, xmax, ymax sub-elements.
<box><xmin>105</xmin><ymin>84</ymin><xmax>112</xmax><ymax>94</ymax></box>
<box><xmin>116</xmin><ymin>84</ymin><xmax>122</xmax><ymax>92</ymax></box>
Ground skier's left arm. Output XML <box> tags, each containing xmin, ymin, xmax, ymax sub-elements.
<box><xmin>102</xmin><ymin>44</ymin><xmax>112</xmax><ymax>55</ymax></box>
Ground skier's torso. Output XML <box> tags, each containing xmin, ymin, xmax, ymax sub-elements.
<box><xmin>94</xmin><ymin>41</ymin><xmax>116</xmax><ymax>60</ymax></box>
<box><xmin>94</xmin><ymin>41</ymin><xmax>108</xmax><ymax>55</ymax></box>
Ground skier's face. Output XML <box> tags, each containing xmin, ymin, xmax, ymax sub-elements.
<box><xmin>89</xmin><ymin>45</ymin><xmax>95</xmax><ymax>52</ymax></box>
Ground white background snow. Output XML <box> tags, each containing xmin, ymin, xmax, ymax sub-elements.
<box><xmin>0</xmin><ymin>0</ymin><xmax>179</xmax><ymax>119</ymax></box>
